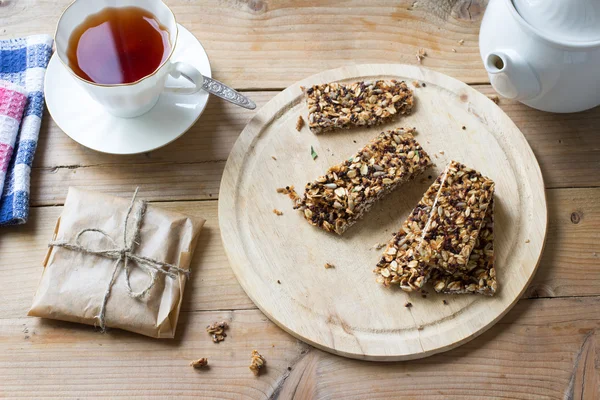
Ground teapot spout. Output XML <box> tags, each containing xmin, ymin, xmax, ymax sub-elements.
<box><xmin>484</xmin><ymin>50</ymin><xmax>541</xmax><ymax>101</ymax></box>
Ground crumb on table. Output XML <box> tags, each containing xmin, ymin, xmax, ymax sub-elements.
<box><xmin>206</xmin><ymin>321</ymin><xmax>228</xmax><ymax>343</ymax></box>
<box><xmin>324</xmin><ymin>263</ymin><xmax>335</xmax><ymax>269</ymax></box>
<box><xmin>249</xmin><ymin>350</ymin><xmax>266</xmax><ymax>376</ymax></box>
<box><xmin>273</xmin><ymin>209</ymin><xmax>283</xmax><ymax>216</ymax></box>
<box><xmin>190</xmin><ymin>358</ymin><xmax>208</xmax><ymax>369</ymax></box>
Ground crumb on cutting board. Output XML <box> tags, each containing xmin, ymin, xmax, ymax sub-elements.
<box><xmin>416</xmin><ymin>48</ymin><xmax>427</xmax><ymax>63</ymax></box>
<box><xmin>296</xmin><ymin>115</ymin><xmax>305</xmax><ymax>131</ymax></box>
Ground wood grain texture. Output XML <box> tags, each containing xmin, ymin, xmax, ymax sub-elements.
<box><xmin>0</xmin><ymin>0</ymin><xmax>488</xmax><ymax>89</ymax></box>
<box><xmin>1</xmin><ymin>188</ymin><xmax>598</xmax><ymax>322</ymax></box>
<box><xmin>219</xmin><ymin>64</ymin><xmax>546</xmax><ymax>360</ymax></box>
<box><xmin>28</xmin><ymin>87</ymin><xmax>600</xmax><ymax>207</ymax></box>
<box><xmin>1</xmin><ymin>297</ymin><xmax>599</xmax><ymax>399</ymax></box>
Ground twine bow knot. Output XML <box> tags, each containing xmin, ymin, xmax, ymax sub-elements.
<box><xmin>48</xmin><ymin>188</ymin><xmax>190</xmax><ymax>331</ymax></box>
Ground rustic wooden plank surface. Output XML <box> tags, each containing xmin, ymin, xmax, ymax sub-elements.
<box><xmin>1</xmin><ymin>188</ymin><xmax>598</xmax><ymax>322</ymax></box>
<box><xmin>1</xmin><ymin>0</ymin><xmax>489</xmax><ymax>89</ymax></box>
<box><xmin>2</xmin><ymin>0</ymin><xmax>600</xmax><ymax>397</ymax></box>
<box><xmin>1</xmin><ymin>297</ymin><xmax>599</xmax><ymax>399</ymax></box>
<box><xmin>29</xmin><ymin>87</ymin><xmax>600</xmax><ymax>208</ymax></box>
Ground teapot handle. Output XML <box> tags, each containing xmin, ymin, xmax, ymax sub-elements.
<box><xmin>484</xmin><ymin>50</ymin><xmax>541</xmax><ymax>101</ymax></box>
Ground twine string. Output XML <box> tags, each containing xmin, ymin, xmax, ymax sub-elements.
<box><xmin>48</xmin><ymin>188</ymin><xmax>190</xmax><ymax>331</ymax></box>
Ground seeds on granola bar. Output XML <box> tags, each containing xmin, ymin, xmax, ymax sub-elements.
<box><xmin>249</xmin><ymin>350</ymin><xmax>266</xmax><ymax>376</ymax></box>
<box><xmin>375</xmin><ymin>161</ymin><xmax>495</xmax><ymax>293</ymax></box>
<box><xmin>430</xmin><ymin>198</ymin><xmax>497</xmax><ymax>296</ymax></box>
<box><xmin>291</xmin><ymin>128</ymin><xmax>432</xmax><ymax>235</ymax></box>
<box><xmin>190</xmin><ymin>358</ymin><xmax>208</xmax><ymax>369</ymax></box>
<box><xmin>206</xmin><ymin>321</ymin><xmax>228</xmax><ymax>343</ymax></box>
<box><xmin>303</xmin><ymin>80</ymin><xmax>413</xmax><ymax>134</ymax></box>
<box><xmin>420</xmin><ymin>161</ymin><xmax>494</xmax><ymax>274</ymax></box>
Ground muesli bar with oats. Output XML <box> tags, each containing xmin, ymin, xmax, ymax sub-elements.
<box><xmin>293</xmin><ymin>128</ymin><xmax>431</xmax><ymax>235</ymax></box>
<box><xmin>304</xmin><ymin>80</ymin><xmax>414</xmax><ymax>134</ymax></box>
<box><xmin>375</xmin><ymin>161</ymin><xmax>495</xmax><ymax>291</ymax></box>
<box><xmin>374</xmin><ymin>174</ymin><xmax>443</xmax><ymax>290</ymax></box>
<box><xmin>430</xmin><ymin>199</ymin><xmax>496</xmax><ymax>296</ymax></box>
<box><xmin>420</xmin><ymin>161</ymin><xmax>494</xmax><ymax>275</ymax></box>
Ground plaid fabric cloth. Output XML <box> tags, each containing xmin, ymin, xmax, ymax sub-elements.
<box><xmin>0</xmin><ymin>81</ymin><xmax>28</xmax><ymax>194</ymax></box>
<box><xmin>0</xmin><ymin>34</ymin><xmax>53</xmax><ymax>225</ymax></box>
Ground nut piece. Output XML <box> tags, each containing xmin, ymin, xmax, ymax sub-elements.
<box><xmin>296</xmin><ymin>115</ymin><xmax>305</xmax><ymax>131</ymax></box>
<box><xmin>249</xmin><ymin>350</ymin><xmax>266</xmax><ymax>376</ymax></box>
<box><xmin>206</xmin><ymin>321</ymin><xmax>228</xmax><ymax>343</ymax></box>
<box><xmin>190</xmin><ymin>358</ymin><xmax>208</xmax><ymax>369</ymax></box>
<box><xmin>290</xmin><ymin>128</ymin><xmax>432</xmax><ymax>235</ymax></box>
<box><xmin>304</xmin><ymin>80</ymin><xmax>414</xmax><ymax>134</ymax></box>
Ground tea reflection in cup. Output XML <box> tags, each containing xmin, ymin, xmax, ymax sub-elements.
<box><xmin>55</xmin><ymin>0</ymin><xmax>204</xmax><ymax>118</ymax></box>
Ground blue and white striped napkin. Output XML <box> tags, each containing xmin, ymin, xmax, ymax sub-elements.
<box><xmin>0</xmin><ymin>34</ymin><xmax>53</xmax><ymax>225</ymax></box>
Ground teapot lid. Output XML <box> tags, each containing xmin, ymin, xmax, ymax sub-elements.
<box><xmin>513</xmin><ymin>0</ymin><xmax>600</xmax><ymax>43</ymax></box>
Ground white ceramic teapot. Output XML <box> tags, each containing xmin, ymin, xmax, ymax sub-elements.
<box><xmin>479</xmin><ymin>0</ymin><xmax>600</xmax><ymax>113</ymax></box>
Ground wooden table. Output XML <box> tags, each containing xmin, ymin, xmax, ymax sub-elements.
<box><xmin>1</xmin><ymin>1</ymin><xmax>599</xmax><ymax>398</ymax></box>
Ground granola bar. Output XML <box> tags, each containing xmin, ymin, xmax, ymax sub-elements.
<box><xmin>375</xmin><ymin>161</ymin><xmax>494</xmax><ymax>292</ymax></box>
<box><xmin>375</xmin><ymin>174</ymin><xmax>443</xmax><ymax>290</ymax></box>
<box><xmin>419</xmin><ymin>161</ymin><xmax>494</xmax><ymax>275</ymax></box>
<box><xmin>294</xmin><ymin>128</ymin><xmax>432</xmax><ymax>235</ymax></box>
<box><xmin>430</xmin><ymin>199</ymin><xmax>496</xmax><ymax>295</ymax></box>
<box><xmin>304</xmin><ymin>80</ymin><xmax>414</xmax><ymax>134</ymax></box>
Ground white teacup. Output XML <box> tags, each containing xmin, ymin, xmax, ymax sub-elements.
<box><xmin>55</xmin><ymin>0</ymin><xmax>203</xmax><ymax>118</ymax></box>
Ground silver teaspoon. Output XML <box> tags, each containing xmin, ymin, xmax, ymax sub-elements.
<box><xmin>201</xmin><ymin>76</ymin><xmax>256</xmax><ymax>110</ymax></box>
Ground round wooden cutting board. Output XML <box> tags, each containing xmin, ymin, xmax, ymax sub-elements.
<box><xmin>219</xmin><ymin>64</ymin><xmax>547</xmax><ymax>361</ymax></box>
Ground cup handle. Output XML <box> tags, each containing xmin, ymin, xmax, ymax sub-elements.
<box><xmin>164</xmin><ymin>62</ymin><xmax>204</xmax><ymax>95</ymax></box>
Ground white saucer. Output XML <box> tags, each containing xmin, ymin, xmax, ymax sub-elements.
<box><xmin>45</xmin><ymin>24</ymin><xmax>211</xmax><ymax>154</ymax></box>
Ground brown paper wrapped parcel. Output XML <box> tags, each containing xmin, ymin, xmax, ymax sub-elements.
<box><xmin>28</xmin><ymin>188</ymin><xmax>205</xmax><ymax>338</ymax></box>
